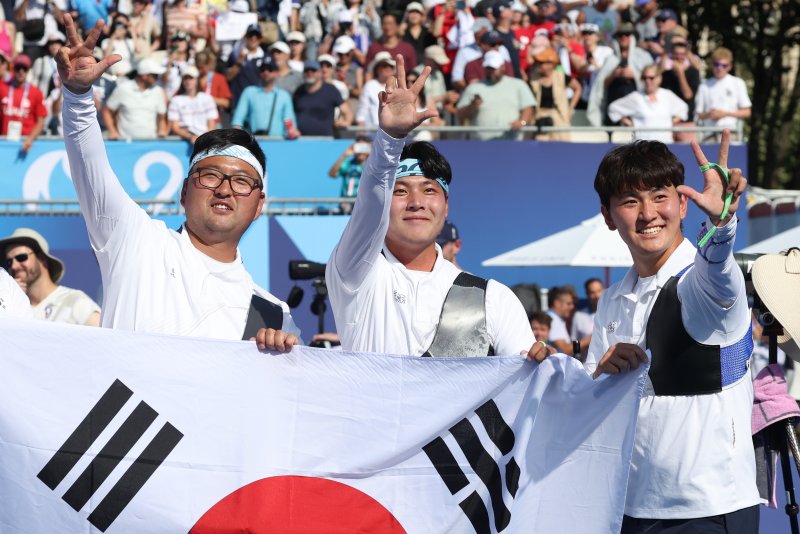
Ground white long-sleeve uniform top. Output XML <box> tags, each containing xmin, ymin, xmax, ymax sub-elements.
<box><xmin>326</xmin><ymin>129</ymin><xmax>534</xmax><ymax>356</ymax></box>
<box><xmin>585</xmin><ymin>219</ymin><xmax>759</xmax><ymax>518</ymax></box>
<box><xmin>0</xmin><ymin>268</ymin><xmax>33</xmax><ymax>319</ymax></box>
<box><xmin>62</xmin><ymin>88</ymin><xmax>299</xmax><ymax>340</ymax></box>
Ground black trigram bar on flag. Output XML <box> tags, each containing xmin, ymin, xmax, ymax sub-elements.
<box><xmin>423</xmin><ymin>399</ymin><xmax>519</xmax><ymax>534</ymax></box>
<box><xmin>37</xmin><ymin>379</ymin><xmax>183</xmax><ymax>532</ymax></box>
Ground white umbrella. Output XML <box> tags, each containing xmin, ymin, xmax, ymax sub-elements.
<box><xmin>482</xmin><ymin>214</ymin><xmax>633</xmax><ymax>285</ymax></box>
<box><xmin>740</xmin><ymin>225</ymin><xmax>800</xmax><ymax>254</ymax></box>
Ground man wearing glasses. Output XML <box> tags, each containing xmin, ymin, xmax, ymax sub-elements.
<box><xmin>53</xmin><ymin>15</ymin><xmax>301</xmax><ymax>350</ymax></box>
<box><xmin>696</xmin><ymin>47</ymin><xmax>751</xmax><ymax>141</ymax></box>
<box><xmin>0</xmin><ymin>54</ymin><xmax>47</xmax><ymax>153</ymax></box>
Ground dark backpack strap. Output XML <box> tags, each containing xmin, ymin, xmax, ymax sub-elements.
<box><xmin>423</xmin><ymin>272</ymin><xmax>494</xmax><ymax>358</ymax></box>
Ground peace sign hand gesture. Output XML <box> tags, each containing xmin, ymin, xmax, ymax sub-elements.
<box><xmin>676</xmin><ymin>129</ymin><xmax>747</xmax><ymax>227</ymax></box>
<box><xmin>56</xmin><ymin>15</ymin><xmax>121</xmax><ymax>95</ymax></box>
<box><xmin>378</xmin><ymin>54</ymin><xmax>439</xmax><ymax>139</ymax></box>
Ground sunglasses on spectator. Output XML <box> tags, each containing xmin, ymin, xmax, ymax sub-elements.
<box><xmin>713</xmin><ymin>62</ymin><xmax>730</xmax><ymax>68</ymax></box>
<box><xmin>14</xmin><ymin>65</ymin><xmax>29</xmax><ymax>72</ymax></box>
<box><xmin>4</xmin><ymin>253</ymin><xmax>30</xmax><ymax>268</ymax></box>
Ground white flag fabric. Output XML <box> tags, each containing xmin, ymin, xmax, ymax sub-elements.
<box><xmin>0</xmin><ymin>319</ymin><xmax>646</xmax><ymax>533</ymax></box>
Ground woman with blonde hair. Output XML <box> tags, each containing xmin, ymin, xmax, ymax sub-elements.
<box><xmin>527</xmin><ymin>47</ymin><xmax>581</xmax><ymax>141</ymax></box>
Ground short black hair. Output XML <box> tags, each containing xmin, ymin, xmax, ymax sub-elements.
<box><xmin>549</xmin><ymin>286</ymin><xmax>572</xmax><ymax>303</ymax></box>
<box><xmin>531</xmin><ymin>311</ymin><xmax>552</xmax><ymax>327</ymax></box>
<box><xmin>399</xmin><ymin>141</ymin><xmax>452</xmax><ymax>186</ymax></box>
<box><xmin>584</xmin><ymin>277</ymin><xmax>603</xmax><ymax>292</ymax></box>
<box><xmin>594</xmin><ymin>140</ymin><xmax>684</xmax><ymax>208</ymax></box>
<box><xmin>382</xmin><ymin>11</ymin><xmax>402</xmax><ymax>24</ymax></box>
<box><xmin>190</xmin><ymin>129</ymin><xmax>266</xmax><ymax>179</ymax></box>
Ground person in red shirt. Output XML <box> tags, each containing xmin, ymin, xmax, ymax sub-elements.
<box><xmin>365</xmin><ymin>12</ymin><xmax>418</xmax><ymax>73</ymax></box>
<box><xmin>0</xmin><ymin>54</ymin><xmax>47</xmax><ymax>153</ymax></box>
<box><xmin>195</xmin><ymin>50</ymin><xmax>231</xmax><ymax>125</ymax></box>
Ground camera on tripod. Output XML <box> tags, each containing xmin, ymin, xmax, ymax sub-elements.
<box><xmin>287</xmin><ymin>260</ymin><xmax>336</xmax><ymax>345</ymax></box>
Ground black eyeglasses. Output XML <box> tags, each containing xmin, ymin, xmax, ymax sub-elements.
<box><xmin>4</xmin><ymin>253</ymin><xmax>30</xmax><ymax>269</ymax></box>
<box><xmin>191</xmin><ymin>168</ymin><xmax>262</xmax><ymax>196</ymax></box>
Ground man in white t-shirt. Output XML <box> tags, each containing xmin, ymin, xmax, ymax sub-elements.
<box><xmin>545</xmin><ymin>286</ymin><xmax>574</xmax><ymax>356</ymax></box>
<box><xmin>1</xmin><ymin>228</ymin><xmax>100</xmax><ymax>326</ymax></box>
<box><xmin>0</xmin><ymin>267</ymin><xmax>33</xmax><ymax>319</ymax></box>
<box><xmin>55</xmin><ymin>15</ymin><xmax>300</xmax><ymax>350</ymax></box>
<box><xmin>327</xmin><ymin>54</ymin><xmax>551</xmax><ymax>362</ymax></box>
<box><xmin>695</xmin><ymin>47</ymin><xmax>751</xmax><ymax>141</ymax></box>
<box><xmin>102</xmin><ymin>56</ymin><xmax>168</xmax><ymax>140</ymax></box>
<box><xmin>586</xmin><ymin>132</ymin><xmax>759</xmax><ymax>533</ymax></box>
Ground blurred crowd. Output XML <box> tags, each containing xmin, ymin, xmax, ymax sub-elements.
<box><xmin>0</xmin><ymin>0</ymin><xmax>752</xmax><ymax>150</ymax></box>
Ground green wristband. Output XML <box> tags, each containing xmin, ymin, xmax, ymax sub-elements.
<box><xmin>696</xmin><ymin>162</ymin><xmax>733</xmax><ymax>248</ymax></box>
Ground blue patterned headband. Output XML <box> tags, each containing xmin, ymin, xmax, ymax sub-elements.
<box><xmin>395</xmin><ymin>158</ymin><xmax>449</xmax><ymax>194</ymax></box>
<box><xmin>189</xmin><ymin>144</ymin><xmax>266</xmax><ymax>182</ymax></box>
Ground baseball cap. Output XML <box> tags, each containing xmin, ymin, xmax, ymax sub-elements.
<box><xmin>424</xmin><ymin>45</ymin><xmax>450</xmax><ymax>65</ymax></box>
<box><xmin>229</xmin><ymin>0</ymin><xmax>250</xmax><ymax>12</ymax></box>
<box><xmin>333</xmin><ymin>35</ymin><xmax>356</xmax><ymax>54</ymax></box>
<box><xmin>136</xmin><ymin>57</ymin><xmax>166</xmax><ymax>75</ymax></box>
<box><xmin>580</xmin><ymin>23</ymin><xmax>599</xmax><ymax>34</ymax></box>
<box><xmin>318</xmin><ymin>54</ymin><xmax>337</xmax><ymax>66</ymax></box>
<box><xmin>472</xmin><ymin>17</ymin><xmax>493</xmax><ymax>34</ymax></box>
<box><xmin>13</xmin><ymin>54</ymin><xmax>32</xmax><ymax>69</ymax></box>
<box><xmin>258</xmin><ymin>57</ymin><xmax>278</xmax><ymax>71</ymax></box>
<box><xmin>482</xmin><ymin>50</ymin><xmax>504</xmax><ymax>69</ymax></box>
<box><xmin>0</xmin><ymin>228</ymin><xmax>65</xmax><ymax>283</ymax></box>
<box><xmin>303</xmin><ymin>59</ymin><xmax>321</xmax><ymax>71</ymax></box>
<box><xmin>369</xmin><ymin>51</ymin><xmax>396</xmax><ymax>72</ymax></box>
<box><xmin>405</xmin><ymin>1</ymin><xmax>424</xmax><ymax>13</ymax></box>
<box><xmin>269</xmin><ymin>41</ymin><xmax>290</xmax><ymax>54</ymax></box>
<box><xmin>245</xmin><ymin>23</ymin><xmax>262</xmax><ymax>36</ymax></box>
<box><xmin>337</xmin><ymin>9</ymin><xmax>354</xmax><ymax>23</ymax></box>
<box><xmin>182</xmin><ymin>65</ymin><xmax>200</xmax><ymax>78</ymax></box>
<box><xmin>615</xmin><ymin>22</ymin><xmax>636</xmax><ymax>36</ymax></box>
<box><xmin>436</xmin><ymin>221</ymin><xmax>459</xmax><ymax>246</ymax></box>
<box><xmin>47</xmin><ymin>31</ymin><xmax>67</xmax><ymax>44</ymax></box>
<box><xmin>480</xmin><ymin>30</ymin><xmax>504</xmax><ymax>45</ymax></box>
<box><xmin>656</xmin><ymin>8</ymin><xmax>678</xmax><ymax>21</ymax></box>
<box><xmin>286</xmin><ymin>31</ymin><xmax>306</xmax><ymax>43</ymax></box>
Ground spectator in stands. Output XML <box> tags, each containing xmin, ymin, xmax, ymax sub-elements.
<box><xmin>286</xmin><ymin>31</ymin><xmax>307</xmax><ymax>73</ymax></box>
<box><xmin>356</xmin><ymin>51</ymin><xmax>395</xmax><ymax>130</ymax></box>
<box><xmin>69</xmin><ymin>0</ymin><xmax>111</xmax><ymax>38</ymax></box>
<box><xmin>414</xmin><ymin>45</ymin><xmax>455</xmax><ymax>118</ymax></box>
<box><xmin>0</xmin><ymin>266</ymin><xmax>32</xmax><ymax>318</ymax></box>
<box><xmin>31</xmin><ymin>31</ymin><xmax>64</xmax><ymax>98</ymax></box>
<box><xmin>402</xmin><ymin>2</ymin><xmax>436</xmax><ymax>66</ymax></box>
<box><xmin>456</xmin><ymin>50</ymin><xmax>535</xmax><ymax>140</ymax></box>
<box><xmin>659</xmin><ymin>37</ymin><xmax>700</xmax><ymax>143</ymax></box>
<box><xmin>630</xmin><ymin>0</ymin><xmax>658</xmax><ymax>46</ymax></box>
<box><xmin>129</xmin><ymin>0</ymin><xmax>160</xmax><ymax>61</ymax></box>
<box><xmin>0</xmin><ymin>8</ymin><xmax>15</xmax><ymax>61</ymax></box>
<box><xmin>232</xmin><ymin>58</ymin><xmax>298</xmax><ymax>137</ymax></box>
<box><xmin>102</xmin><ymin>57</ymin><xmax>168</xmax><ymax>140</ymax></box>
<box><xmin>298</xmin><ymin>0</ymin><xmax>325</xmax><ymax>60</ymax></box>
<box><xmin>332</xmin><ymin>35</ymin><xmax>363</xmax><ymax>97</ymax></box>
<box><xmin>436</xmin><ymin>220</ymin><xmax>462</xmax><ymax>270</ymax></box>
<box><xmin>530</xmin><ymin>310</ymin><xmax>552</xmax><ymax>345</ymax></box>
<box><xmin>165</xmin><ymin>0</ymin><xmax>208</xmax><ymax>44</ymax></box>
<box><xmin>319</xmin><ymin>10</ymin><xmax>369</xmax><ymax>67</ymax></box>
<box><xmin>225</xmin><ymin>24</ymin><xmax>266</xmax><ymax>110</ymax></box>
<box><xmin>404</xmin><ymin>68</ymin><xmax>444</xmax><ymax>139</ymax></box>
<box><xmin>491</xmin><ymin>0</ymin><xmax>522</xmax><ymax>78</ymax></box>
<box><xmin>451</xmin><ymin>18</ymin><xmax>495</xmax><ymax>90</ymax></box>
<box><xmin>607</xmin><ymin>64</ymin><xmax>687</xmax><ymax>143</ymax></box>
<box><xmin>462</xmin><ymin>30</ymin><xmax>514</xmax><ymax>87</ymax></box>
<box><xmin>640</xmin><ymin>8</ymin><xmax>685</xmax><ymax>60</ymax></box>
<box><xmin>577</xmin><ymin>0</ymin><xmax>619</xmax><ymax>46</ymax></box>
<box><xmin>328</xmin><ymin>137</ymin><xmax>371</xmax><ymax>213</ymax></box>
<box><xmin>431</xmin><ymin>0</ymin><xmax>466</xmax><ymax>71</ymax></box>
<box><xmin>196</xmin><ymin>50</ymin><xmax>231</xmax><ymax>123</ymax></box>
<box><xmin>546</xmin><ymin>285</ymin><xmax>574</xmax><ymax>355</ymax></box>
<box><xmin>366</xmin><ymin>12</ymin><xmax>418</xmax><ymax>72</ymax></box>
<box><xmin>168</xmin><ymin>65</ymin><xmax>218</xmax><ymax>143</ymax></box>
<box><xmin>528</xmin><ymin>47</ymin><xmax>580</xmax><ymax>141</ymax></box>
<box><xmin>0</xmin><ymin>54</ymin><xmax>47</xmax><ymax>153</ymax></box>
<box><xmin>319</xmin><ymin>54</ymin><xmax>349</xmax><ymax>100</ymax></box>
<box><xmin>696</xmin><ymin>46</ymin><xmax>751</xmax><ymax>141</ymax></box>
<box><xmin>577</xmin><ymin>23</ymin><xmax>612</xmax><ymax>109</ymax></box>
<box><xmin>550</xmin><ymin>21</ymin><xmax>585</xmax><ymax>78</ymax></box>
<box><xmin>293</xmin><ymin>59</ymin><xmax>352</xmax><ymax>136</ymax></box>
<box><xmin>104</xmin><ymin>15</ymin><xmax>136</xmax><ymax>79</ymax></box>
<box><xmin>163</xmin><ymin>30</ymin><xmax>194</xmax><ymax>97</ymax></box>
<box><xmin>571</xmin><ymin>277</ymin><xmax>603</xmax><ymax>355</ymax></box>
<box><xmin>15</xmin><ymin>0</ymin><xmax>66</xmax><ymax>62</ymax></box>
<box><xmin>269</xmin><ymin>41</ymin><xmax>304</xmax><ymax>94</ymax></box>
<box><xmin>586</xmin><ymin>22</ymin><xmax>653</xmax><ymax>127</ymax></box>
<box><xmin>1</xmin><ymin>228</ymin><xmax>100</xmax><ymax>326</ymax></box>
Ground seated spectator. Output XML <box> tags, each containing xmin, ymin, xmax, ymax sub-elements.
<box><xmin>658</xmin><ymin>37</ymin><xmax>700</xmax><ymax>143</ymax></box>
<box><xmin>451</xmin><ymin>18</ymin><xmax>496</xmax><ymax>90</ymax></box>
<box><xmin>630</xmin><ymin>0</ymin><xmax>659</xmax><ymax>46</ymax></box>
<box><xmin>462</xmin><ymin>30</ymin><xmax>514</xmax><ymax>87</ymax></box>
<box><xmin>528</xmin><ymin>47</ymin><xmax>581</xmax><ymax>140</ymax></box>
<box><xmin>456</xmin><ymin>50</ymin><xmax>535</xmax><ymax>140</ymax></box>
<box><xmin>404</xmin><ymin>68</ymin><xmax>445</xmax><ymax>140</ymax></box>
<box><xmin>30</xmin><ymin>31</ymin><xmax>64</xmax><ymax>98</ymax></box>
<box><xmin>15</xmin><ymin>0</ymin><xmax>66</xmax><ymax>62</ymax></box>
<box><xmin>607</xmin><ymin>64</ymin><xmax>688</xmax><ymax>143</ymax></box>
<box><xmin>104</xmin><ymin>15</ymin><xmax>136</xmax><ymax>79</ymax></box>
<box><xmin>102</xmin><ymin>57</ymin><xmax>168</xmax><ymax>140</ymax></box>
<box><xmin>165</xmin><ymin>0</ymin><xmax>208</xmax><ymax>44</ymax></box>
<box><xmin>640</xmin><ymin>8</ymin><xmax>687</xmax><ymax>60</ymax></box>
<box><xmin>269</xmin><ymin>41</ymin><xmax>304</xmax><ymax>94</ymax></box>
<box><xmin>318</xmin><ymin>54</ymin><xmax>349</xmax><ymax>100</ymax></box>
<box><xmin>293</xmin><ymin>59</ymin><xmax>352</xmax><ymax>136</ymax></box>
<box><xmin>328</xmin><ymin>138</ymin><xmax>371</xmax><ymax>213</ymax></box>
<box><xmin>530</xmin><ymin>310</ymin><xmax>552</xmax><ymax>345</ymax></box>
<box><xmin>0</xmin><ymin>54</ymin><xmax>47</xmax><ymax>153</ymax></box>
<box><xmin>414</xmin><ymin>45</ymin><xmax>455</xmax><ymax>118</ymax></box>
<box><xmin>225</xmin><ymin>24</ymin><xmax>266</xmax><ymax>110</ymax></box>
<box><xmin>168</xmin><ymin>66</ymin><xmax>218</xmax><ymax>143</ymax></box>
<box><xmin>286</xmin><ymin>31</ymin><xmax>307</xmax><ymax>73</ymax></box>
<box><xmin>576</xmin><ymin>23</ymin><xmax>613</xmax><ymax>109</ymax></box>
<box><xmin>546</xmin><ymin>285</ymin><xmax>574</xmax><ymax>355</ymax></box>
<box><xmin>1</xmin><ymin>228</ymin><xmax>100</xmax><ymax>326</ymax></box>
<box><xmin>401</xmin><ymin>2</ymin><xmax>436</xmax><ymax>66</ymax></box>
<box><xmin>129</xmin><ymin>0</ymin><xmax>160</xmax><ymax>61</ymax></box>
<box><xmin>319</xmin><ymin>9</ymin><xmax>370</xmax><ymax>67</ymax></box>
<box><xmin>332</xmin><ymin>35</ymin><xmax>364</xmax><ymax>98</ymax></box>
<box><xmin>232</xmin><ymin>58</ymin><xmax>298</xmax><ymax>137</ymax></box>
<box><xmin>163</xmin><ymin>30</ymin><xmax>195</xmax><ymax>97</ymax></box>
<box><xmin>576</xmin><ymin>0</ymin><xmax>620</xmax><ymax>46</ymax></box>
<box><xmin>196</xmin><ymin>50</ymin><xmax>231</xmax><ymax>123</ymax></box>
<box><xmin>356</xmin><ymin>51</ymin><xmax>395</xmax><ymax>130</ymax></box>
<box><xmin>696</xmin><ymin>46</ymin><xmax>751</xmax><ymax>141</ymax></box>
<box><xmin>69</xmin><ymin>0</ymin><xmax>111</xmax><ymax>38</ymax></box>
<box><xmin>366</xmin><ymin>12</ymin><xmax>418</xmax><ymax>73</ymax></box>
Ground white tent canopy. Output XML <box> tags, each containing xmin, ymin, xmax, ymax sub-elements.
<box><xmin>740</xmin><ymin>225</ymin><xmax>800</xmax><ymax>254</ymax></box>
<box><xmin>482</xmin><ymin>214</ymin><xmax>633</xmax><ymax>268</ymax></box>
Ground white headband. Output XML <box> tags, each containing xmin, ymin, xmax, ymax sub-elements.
<box><xmin>189</xmin><ymin>144</ymin><xmax>266</xmax><ymax>182</ymax></box>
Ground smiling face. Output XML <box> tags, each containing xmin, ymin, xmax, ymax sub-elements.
<box><xmin>602</xmin><ymin>186</ymin><xmax>687</xmax><ymax>276</ymax></box>
<box><xmin>4</xmin><ymin>244</ymin><xmax>44</xmax><ymax>289</ymax></box>
<box><xmin>180</xmin><ymin>155</ymin><xmax>265</xmax><ymax>247</ymax></box>
<box><xmin>385</xmin><ymin>175</ymin><xmax>448</xmax><ymax>258</ymax></box>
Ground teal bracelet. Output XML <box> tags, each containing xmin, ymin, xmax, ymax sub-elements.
<box><xmin>696</xmin><ymin>162</ymin><xmax>733</xmax><ymax>248</ymax></box>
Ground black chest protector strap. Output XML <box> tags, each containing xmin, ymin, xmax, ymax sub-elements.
<box><xmin>423</xmin><ymin>272</ymin><xmax>494</xmax><ymax>358</ymax></box>
<box><xmin>241</xmin><ymin>295</ymin><xmax>284</xmax><ymax>340</ymax></box>
<box><xmin>646</xmin><ymin>265</ymin><xmax>752</xmax><ymax>396</ymax></box>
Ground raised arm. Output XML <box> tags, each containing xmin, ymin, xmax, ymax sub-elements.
<box><xmin>57</xmin><ymin>15</ymin><xmax>139</xmax><ymax>250</ymax></box>
<box><xmin>328</xmin><ymin>55</ymin><xmax>438</xmax><ymax>291</ymax></box>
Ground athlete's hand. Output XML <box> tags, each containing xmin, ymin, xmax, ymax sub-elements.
<box><xmin>252</xmin><ymin>328</ymin><xmax>299</xmax><ymax>352</ymax></box>
<box><xmin>592</xmin><ymin>343</ymin><xmax>648</xmax><ymax>379</ymax></box>
<box><xmin>677</xmin><ymin>129</ymin><xmax>747</xmax><ymax>227</ymax></box>
<box><xmin>56</xmin><ymin>15</ymin><xmax>121</xmax><ymax>95</ymax></box>
<box><xmin>378</xmin><ymin>54</ymin><xmax>439</xmax><ymax>139</ymax></box>
<box><xmin>524</xmin><ymin>340</ymin><xmax>557</xmax><ymax>362</ymax></box>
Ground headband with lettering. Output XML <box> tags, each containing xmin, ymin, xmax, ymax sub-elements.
<box><xmin>189</xmin><ymin>144</ymin><xmax>266</xmax><ymax>182</ymax></box>
<box><xmin>395</xmin><ymin>158</ymin><xmax>449</xmax><ymax>195</ymax></box>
